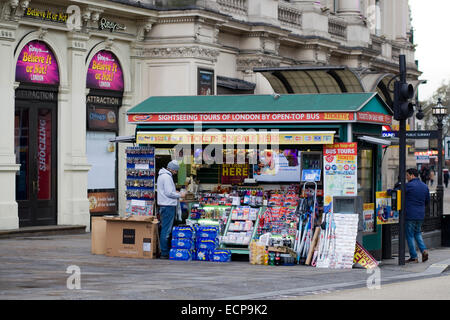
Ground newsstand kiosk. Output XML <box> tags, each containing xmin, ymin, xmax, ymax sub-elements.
<box><xmin>125</xmin><ymin>93</ymin><xmax>392</xmax><ymax>264</ymax></box>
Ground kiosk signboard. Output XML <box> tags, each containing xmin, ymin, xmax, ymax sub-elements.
<box><xmin>323</xmin><ymin>143</ymin><xmax>358</xmax><ymax>214</ymax></box>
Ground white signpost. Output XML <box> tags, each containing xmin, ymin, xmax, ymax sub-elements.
<box><xmin>445</xmin><ymin>137</ymin><xmax>450</xmax><ymax>161</ymax></box>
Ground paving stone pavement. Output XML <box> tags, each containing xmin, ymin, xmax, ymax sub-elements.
<box><xmin>1</xmin><ymin>233</ymin><xmax>449</xmax><ymax>300</ymax></box>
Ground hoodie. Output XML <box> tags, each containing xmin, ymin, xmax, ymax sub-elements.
<box><xmin>157</xmin><ymin>168</ymin><xmax>180</xmax><ymax>206</ymax></box>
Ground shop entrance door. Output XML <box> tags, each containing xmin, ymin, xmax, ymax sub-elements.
<box><xmin>15</xmin><ymin>98</ymin><xmax>57</xmax><ymax>227</ymax></box>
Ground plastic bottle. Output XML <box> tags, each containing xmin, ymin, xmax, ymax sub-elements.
<box><xmin>269</xmin><ymin>252</ymin><xmax>275</xmax><ymax>266</ymax></box>
<box><xmin>264</xmin><ymin>251</ymin><xmax>269</xmax><ymax>265</ymax></box>
<box><xmin>274</xmin><ymin>252</ymin><xmax>281</xmax><ymax>266</ymax></box>
<box><xmin>256</xmin><ymin>190</ymin><xmax>263</xmax><ymax>206</ymax></box>
<box><xmin>244</xmin><ymin>191</ymin><xmax>251</xmax><ymax>204</ymax></box>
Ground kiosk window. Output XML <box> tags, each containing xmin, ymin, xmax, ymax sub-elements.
<box><xmin>358</xmin><ymin>148</ymin><xmax>374</xmax><ymax>203</ymax></box>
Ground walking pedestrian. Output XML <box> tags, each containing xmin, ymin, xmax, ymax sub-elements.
<box><xmin>404</xmin><ymin>168</ymin><xmax>430</xmax><ymax>263</ymax></box>
<box><xmin>157</xmin><ymin>160</ymin><xmax>185</xmax><ymax>259</ymax></box>
<box><xmin>444</xmin><ymin>169</ymin><xmax>449</xmax><ymax>188</ymax></box>
<box><xmin>429</xmin><ymin>169</ymin><xmax>435</xmax><ymax>187</ymax></box>
<box><xmin>420</xmin><ymin>165</ymin><xmax>429</xmax><ymax>184</ymax></box>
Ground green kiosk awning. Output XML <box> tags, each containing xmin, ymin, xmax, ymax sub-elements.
<box><xmin>127</xmin><ymin>92</ymin><xmax>392</xmax><ymax>129</ymax></box>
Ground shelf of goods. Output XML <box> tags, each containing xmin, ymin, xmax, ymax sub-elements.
<box><xmin>220</xmin><ymin>205</ymin><xmax>265</xmax><ymax>254</ymax></box>
<box><xmin>187</xmin><ymin>204</ymin><xmax>232</xmax><ymax>236</ymax></box>
<box><xmin>258</xmin><ymin>191</ymin><xmax>300</xmax><ymax>245</ymax></box>
<box><xmin>125</xmin><ymin>146</ymin><xmax>155</xmax><ymax>216</ymax></box>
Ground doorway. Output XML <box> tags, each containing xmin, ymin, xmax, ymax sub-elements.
<box><xmin>15</xmin><ymin>88</ymin><xmax>57</xmax><ymax>227</ymax></box>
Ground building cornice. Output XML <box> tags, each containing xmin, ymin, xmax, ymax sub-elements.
<box><xmin>143</xmin><ymin>45</ymin><xmax>220</xmax><ymax>62</ymax></box>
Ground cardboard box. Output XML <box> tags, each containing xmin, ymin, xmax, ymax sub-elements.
<box><xmin>105</xmin><ymin>217</ymin><xmax>159</xmax><ymax>259</ymax></box>
<box><xmin>267</xmin><ymin>246</ymin><xmax>297</xmax><ymax>258</ymax></box>
<box><xmin>91</xmin><ymin>216</ymin><xmax>107</xmax><ymax>255</ymax></box>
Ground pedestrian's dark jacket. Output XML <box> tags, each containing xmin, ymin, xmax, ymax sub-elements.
<box><xmin>405</xmin><ymin>178</ymin><xmax>430</xmax><ymax>221</ymax></box>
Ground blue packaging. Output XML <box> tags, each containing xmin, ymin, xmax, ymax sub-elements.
<box><xmin>196</xmin><ymin>226</ymin><xmax>219</xmax><ymax>239</ymax></box>
<box><xmin>171</xmin><ymin>238</ymin><xmax>195</xmax><ymax>250</ymax></box>
<box><xmin>190</xmin><ymin>212</ymin><xmax>202</xmax><ymax>220</ymax></box>
<box><xmin>169</xmin><ymin>248</ymin><xmax>192</xmax><ymax>261</ymax></box>
<box><xmin>210</xmin><ymin>250</ymin><xmax>231</xmax><ymax>262</ymax></box>
<box><xmin>196</xmin><ymin>238</ymin><xmax>218</xmax><ymax>251</ymax></box>
<box><xmin>195</xmin><ymin>249</ymin><xmax>211</xmax><ymax>261</ymax></box>
<box><xmin>172</xmin><ymin>226</ymin><xmax>195</xmax><ymax>239</ymax></box>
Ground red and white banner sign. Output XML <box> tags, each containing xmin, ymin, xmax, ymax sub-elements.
<box><xmin>357</xmin><ymin>112</ymin><xmax>392</xmax><ymax>125</ymax></box>
<box><xmin>323</xmin><ymin>142</ymin><xmax>358</xmax><ymax>157</ymax></box>
<box><xmin>37</xmin><ymin>112</ymin><xmax>52</xmax><ymax>200</ymax></box>
<box><xmin>128</xmin><ymin>112</ymin><xmax>355</xmax><ymax>124</ymax></box>
<box><xmin>129</xmin><ymin>111</ymin><xmax>392</xmax><ymax>125</ymax></box>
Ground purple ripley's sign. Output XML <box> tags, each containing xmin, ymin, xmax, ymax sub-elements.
<box><xmin>86</xmin><ymin>50</ymin><xmax>124</xmax><ymax>91</ymax></box>
<box><xmin>15</xmin><ymin>40</ymin><xmax>60</xmax><ymax>85</ymax></box>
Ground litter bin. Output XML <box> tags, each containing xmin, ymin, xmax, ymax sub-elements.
<box><xmin>442</xmin><ymin>215</ymin><xmax>450</xmax><ymax>247</ymax></box>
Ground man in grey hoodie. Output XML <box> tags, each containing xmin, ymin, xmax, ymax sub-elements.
<box><xmin>157</xmin><ymin>160</ymin><xmax>185</xmax><ymax>259</ymax></box>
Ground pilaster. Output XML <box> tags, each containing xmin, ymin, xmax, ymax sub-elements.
<box><xmin>0</xmin><ymin>21</ymin><xmax>19</xmax><ymax>230</ymax></box>
<box><xmin>59</xmin><ymin>32</ymin><xmax>91</xmax><ymax>231</ymax></box>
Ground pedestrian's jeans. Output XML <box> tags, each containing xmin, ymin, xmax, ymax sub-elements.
<box><xmin>159</xmin><ymin>205</ymin><xmax>176</xmax><ymax>257</ymax></box>
<box><xmin>405</xmin><ymin>220</ymin><xmax>427</xmax><ymax>259</ymax></box>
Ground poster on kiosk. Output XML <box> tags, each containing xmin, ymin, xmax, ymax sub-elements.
<box><xmin>323</xmin><ymin>143</ymin><xmax>358</xmax><ymax>214</ymax></box>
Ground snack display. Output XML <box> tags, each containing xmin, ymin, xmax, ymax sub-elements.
<box><xmin>125</xmin><ymin>147</ymin><xmax>155</xmax><ymax>216</ymax></box>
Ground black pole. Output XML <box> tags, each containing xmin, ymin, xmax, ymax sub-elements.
<box><xmin>398</xmin><ymin>55</ymin><xmax>407</xmax><ymax>266</ymax></box>
<box><xmin>382</xmin><ymin>224</ymin><xmax>392</xmax><ymax>259</ymax></box>
<box><xmin>399</xmin><ymin>118</ymin><xmax>406</xmax><ymax>265</ymax></box>
<box><xmin>437</xmin><ymin>118</ymin><xmax>444</xmax><ymax>217</ymax></box>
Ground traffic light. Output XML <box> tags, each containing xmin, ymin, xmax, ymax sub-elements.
<box><xmin>393</xmin><ymin>80</ymin><xmax>414</xmax><ymax>120</ymax></box>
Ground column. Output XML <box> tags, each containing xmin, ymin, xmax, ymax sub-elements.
<box><xmin>366</xmin><ymin>0</ymin><xmax>377</xmax><ymax>34</ymax></box>
<box><xmin>382</xmin><ymin>0</ymin><xmax>395</xmax><ymax>40</ymax></box>
<box><xmin>338</xmin><ymin>0</ymin><xmax>370</xmax><ymax>47</ymax></box>
<box><xmin>58</xmin><ymin>32</ymin><xmax>91</xmax><ymax>231</ymax></box>
<box><xmin>0</xmin><ymin>23</ymin><xmax>20</xmax><ymax>230</ymax></box>
<box><xmin>337</xmin><ymin>0</ymin><xmax>361</xmax><ymax>15</ymax></box>
<box><xmin>394</xmin><ymin>0</ymin><xmax>408</xmax><ymax>40</ymax></box>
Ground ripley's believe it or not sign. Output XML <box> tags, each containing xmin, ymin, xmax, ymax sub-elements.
<box><xmin>87</xmin><ymin>50</ymin><xmax>124</xmax><ymax>91</ymax></box>
<box><xmin>16</xmin><ymin>41</ymin><xmax>60</xmax><ymax>85</ymax></box>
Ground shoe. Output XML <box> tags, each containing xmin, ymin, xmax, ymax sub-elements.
<box><xmin>160</xmin><ymin>255</ymin><xmax>169</xmax><ymax>260</ymax></box>
<box><xmin>422</xmin><ymin>251</ymin><xmax>429</xmax><ymax>263</ymax></box>
<box><xmin>406</xmin><ymin>257</ymin><xmax>419</xmax><ymax>263</ymax></box>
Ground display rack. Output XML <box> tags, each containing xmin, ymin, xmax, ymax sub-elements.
<box><xmin>125</xmin><ymin>146</ymin><xmax>155</xmax><ymax>216</ymax></box>
<box><xmin>220</xmin><ymin>205</ymin><xmax>265</xmax><ymax>254</ymax></box>
<box><xmin>187</xmin><ymin>204</ymin><xmax>232</xmax><ymax>235</ymax></box>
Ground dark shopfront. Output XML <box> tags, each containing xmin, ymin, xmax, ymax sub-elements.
<box><xmin>127</xmin><ymin>93</ymin><xmax>393</xmax><ymax>260</ymax></box>
<box><xmin>14</xmin><ymin>40</ymin><xmax>60</xmax><ymax>227</ymax></box>
<box><xmin>15</xmin><ymin>85</ymin><xmax>58</xmax><ymax>227</ymax></box>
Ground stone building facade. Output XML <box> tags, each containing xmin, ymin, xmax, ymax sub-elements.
<box><xmin>0</xmin><ymin>0</ymin><xmax>419</xmax><ymax>230</ymax></box>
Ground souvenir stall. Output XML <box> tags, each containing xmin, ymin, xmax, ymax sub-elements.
<box><xmin>125</xmin><ymin>93</ymin><xmax>392</xmax><ymax>266</ymax></box>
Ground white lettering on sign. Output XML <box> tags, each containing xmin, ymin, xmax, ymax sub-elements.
<box><xmin>99</xmin><ymin>18</ymin><xmax>126</xmax><ymax>32</ymax></box>
<box><xmin>38</xmin><ymin>119</ymin><xmax>47</xmax><ymax>171</ymax></box>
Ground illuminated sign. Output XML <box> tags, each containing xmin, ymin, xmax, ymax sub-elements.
<box><xmin>15</xmin><ymin>41</ymin><xmax>59</xmax><ymax>85</ymax></box>
<box><xmin>87</xmin><ymin>50</ymin><xmax>124</xmax><ymax>91</ymax></box>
